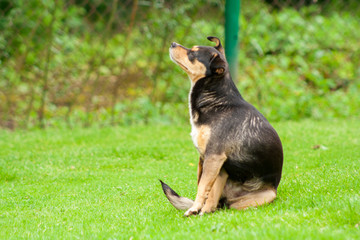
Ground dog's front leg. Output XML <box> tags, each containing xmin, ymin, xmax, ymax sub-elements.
<box><xmin>184</xmin><ymin>153</ymin><xmax>227</xmax><ymax>217</ymax></box>
<box><xmin>200</xmin><ymin>168</ymin><xmax>228</xmax><ymax>215</ymax></box>
<box><xmin>197</xmin><ymin>156</ymin><xmax>203</xmax><ymax>185</ymax></box>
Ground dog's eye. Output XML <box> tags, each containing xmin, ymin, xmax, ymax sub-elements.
<box><xmin>188</xmin><ymin>51</ymin><xmax>195</xmax><ymax>62</ymax></box>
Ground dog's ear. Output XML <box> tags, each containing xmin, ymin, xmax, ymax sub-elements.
<box><xmin>210</xmin><ymin>54</ymin><xmax>226</xmax><ymax>76</ymax></box>
<box><xmin>207</xmin><ymin>36</ymin><xmax>225</xmax><ymax>56</ymax></box>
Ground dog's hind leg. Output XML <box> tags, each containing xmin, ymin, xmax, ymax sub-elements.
<box><xmin>228</xmin><ymin>187</ymin><xmax>277</xmax><ymax>210</ymax></box>
<box><xmin>200</xmin><ymin>168</ymin><xmax>228</xmax><ymax>215</ymax></box>
<box><xmin>184</xmin><ymin>153</ymin><xmax>227</xmax><ymax>217</ymax></box>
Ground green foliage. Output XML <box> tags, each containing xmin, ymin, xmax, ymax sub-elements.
<box><xmin>1</xmin><ymin>119</ymin><xmax>360</xmax><ymax>238</ymax></box>
<box><xmin>238</xmin><ymin>2</ymin><xmax>360</xmax><ymax>120</ymax></box>
<box><xmin>0</xmin><ymin>0</ymin><xmax>359</xmax><ymax>129</ymax></box>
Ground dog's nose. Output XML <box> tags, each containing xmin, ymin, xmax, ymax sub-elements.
<box><xmin>171</xmin><ymin>42</ymin><xmax>177</xmax><ymax>48</ymax></box>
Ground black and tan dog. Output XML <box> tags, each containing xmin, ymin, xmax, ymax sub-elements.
<box><xmin>160</xmin><ymin>36</ymin><xmax>283</xmax><ymax>216</ymax></box>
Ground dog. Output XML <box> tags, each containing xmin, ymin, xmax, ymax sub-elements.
<box><xmin>160</xmin><ymin>36</ymin><xmax>283</xmax><ymax>216</ymax></box>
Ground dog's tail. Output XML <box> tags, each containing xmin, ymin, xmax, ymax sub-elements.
<box><xmin>160</xmin><ymin>180</ymin><xmax>194</xmax><ymax>210</ymax></box>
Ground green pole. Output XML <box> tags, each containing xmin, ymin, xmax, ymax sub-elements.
<box><xmin>225</xmin><ymin>0</ymin><xmax>240</xmax><ymax>81</ymax></box>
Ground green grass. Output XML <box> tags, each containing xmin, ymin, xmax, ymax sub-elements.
<box><xmin>1</xmin><ymin>119</ymin><xmax>360</xmax><ymax>239</ymax></box>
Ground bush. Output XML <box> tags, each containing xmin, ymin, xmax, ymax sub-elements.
<box><xmin>237</xmin><ymin>3</ymin><xmax>360</xmax><ymax>120</ymax></box>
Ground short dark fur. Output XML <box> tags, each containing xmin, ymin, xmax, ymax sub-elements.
<box><xmin>161</xmin><ymin>36</ymin><xmax>283</xmax><ymax>215</ymax></box>
<box><xmin>192</xmin><ymin>74</ymin><xmax>283</xmax><ymax>188</ymax></box>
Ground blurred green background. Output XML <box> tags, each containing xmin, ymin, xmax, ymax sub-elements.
<box><xmin>1</xmin><ymin>0</ymin><xmax>359</xmax><ymax>129</ymax></box>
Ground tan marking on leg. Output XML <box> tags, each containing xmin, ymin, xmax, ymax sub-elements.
<box><xmin>184</xmin><ymin>153</ymin><xmax>227</xmax><ymax>216</ymax></box>
<box><xmin>229</xmin><ymin>188</ymin><xmax>277</xmax><ymax>210</ymax></box>
<box><xmin>197</xmin><ymin>157</ymin><xmax>203</xmax><ymax>185</ymax></box>
<box><xmin>223</xmin><ymin>178</ymin><xmax>269</xmax><ymax>203</ymax></box>
<box><xmin>200</xmin><ymin>168</ymin><xmax>228</xmax><ymax>214</ymax></box>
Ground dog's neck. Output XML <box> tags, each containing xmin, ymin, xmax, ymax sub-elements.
<box><xmin>189</xmin><ymin>72</ymin><xmax>244</xmax><ymax>124</ymax></box>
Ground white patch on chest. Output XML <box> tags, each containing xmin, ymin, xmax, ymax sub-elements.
<box><xmin>190</xmin><ymin>121</ymin><xmax>211</xmax><ymax>156</ymax></box>
<box><xmin>190</xmin><ymin>118</ymin><xmax>199</xmax><ymax>148</ymax></box>
<box><xmin>188</xmin><ymin>81</ymin><xmax>211</xmax><ymax>155</ymax></box>
<box><xmin>189</xmin><ymin>83</ymin><xmax>197</xmax><ymax>148</ymax></box>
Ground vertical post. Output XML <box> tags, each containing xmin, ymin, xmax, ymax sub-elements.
<box><xmin>225</xmin><ymin>0</ymin><xmax>240</xmax><ymax>81</ymax></box>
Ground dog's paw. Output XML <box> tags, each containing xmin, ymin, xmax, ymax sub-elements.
<box><xmin>199</xmin><ymin>210</ymin><xmax>209</xmax><ymax>216</ymax></box>
<box><xmin>184</xmin><ymin>207</ymin><xmax>200</xmax><ymax>217</ymax></box>
<box><xmin>199</xmin><ymin>206</ymin><xmax>215</xmax><ymax>216</ymax></box>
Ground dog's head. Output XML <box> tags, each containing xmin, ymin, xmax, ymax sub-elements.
<box><xmin>169</xmin><ymin>36</ymin><xmax>228</xmax><ymax>84</ymax></box>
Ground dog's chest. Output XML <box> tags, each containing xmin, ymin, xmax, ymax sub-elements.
<box><xmin>190</xmin><ymin>118</ymin><xmax>211</xmax><ymax>156</ymax></box>
<box><xmin>189</xmin><ymin>87</ymin><xmax>211</xmax><ymax>156</ymax></box>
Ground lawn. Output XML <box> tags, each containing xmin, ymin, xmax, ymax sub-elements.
<box><xmin>0</xmin><ymin>119</ymin><xmax>359</xmax><ymax>239</ymax></box>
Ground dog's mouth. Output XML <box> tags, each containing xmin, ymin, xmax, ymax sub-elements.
<box><xmin>169</xmin><ymin>50</ymin><xmax>189</xmax><ymax>71</ymax></box>
<box><xmin>174</xmin><ymin>60</ymin><xmax>189</xmax><ymax>71</ymax></box>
